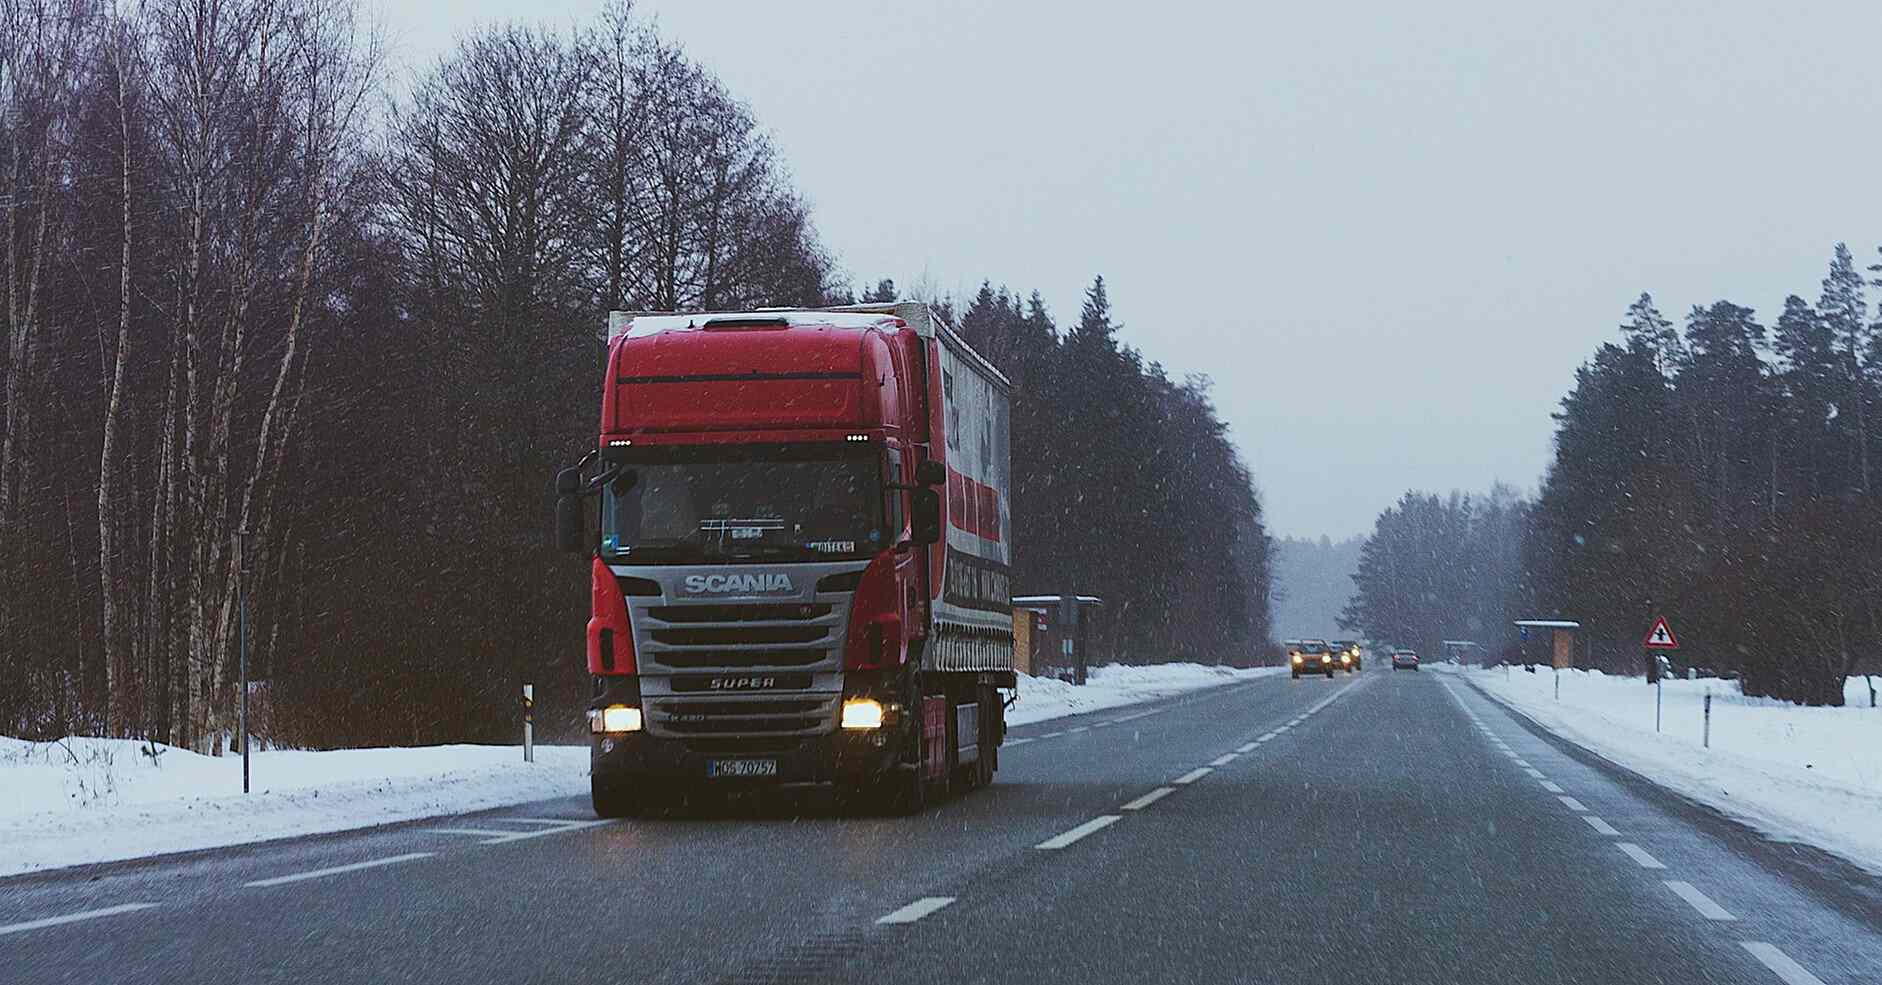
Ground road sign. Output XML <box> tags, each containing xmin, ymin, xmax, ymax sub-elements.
<box><xmin>1519</xmin><ymin>625</ymin><xmax>1529</xmax><ymax>641</ymax></box>
<box><xmin>1643</xmin><ymin>616</ymin><xmax>1679</xmax><ymax>650</ymax></box>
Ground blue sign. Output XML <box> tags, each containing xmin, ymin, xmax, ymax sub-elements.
<box><xmin>1519</xmin><ymin>626</ymin><xmax>1530</xmax><ymax>641</ymax></box>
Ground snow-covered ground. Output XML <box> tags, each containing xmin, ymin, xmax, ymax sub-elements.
<box><xmin>1449</xmin><ymin>665</ymin><xmax>1882</xmax><ymax>875</ymax></box>
<box><xmin>0</xmin><ymin>661</ymin><xmax>1268</xmax><ymax>877</ymax></box>
<box><xmin>1009</xmin><ymin>662</ymin><xmax>1284</xmax><ymax>726</ymax></box>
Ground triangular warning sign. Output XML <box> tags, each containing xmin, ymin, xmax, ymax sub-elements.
<box><xmin>1643</xmin><ymin>616</ymin><xmax>1679</xmax><ymax>649</ymax></box>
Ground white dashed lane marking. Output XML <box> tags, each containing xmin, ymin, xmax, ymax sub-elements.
<box><xmin>1557</xmin><ymin>795</ymin><xmax>1587</xmax><ymax>811</ymax></box>
<box><xmin>1522</xmin><ymin>767</ymin><xmax>1546</xmax><ymax>778</ymax></box>
<box><xmin>1173</xmin><ymin>767</ymin><xmax>1211</xmax><ymax>785</ymax></box>
<box><xmin>1236</xmin><ymin>741</ymin><xmax>1259</xmax><ymax>753</ymax></box>
<box><xmin>1035</xmin><ymin>815</ymin><xmax>1121</xmax><ymax>850</ymax></box>
<box><xmin>1121</xmin><ymin>787</ymin><xmax>1175</xmax><ymax>811</ymax></box>
<box><xmin>1209</xmin><ymin>753</ymin><xmax>1238</xmax><ymax>767</ymax></box>
<box><xmin>1665</xmin><ymin>881</ymin><xmax>1737</xmax><ymax>921</ymax></box>
<box><xmin>245</xmin><ymin>852</ymin><xmax>433</xmax><ymax>888</ymax></box>
<box><xmin>1540</xmin><ymin>779</ymin><xmax>1565</xmax><ymax>794</ymax></box>
<box><xmin>0</xmin><ymin>903</ymin><xmax>160</xmax><ymax>937</ymax></box>
<box><xmin>1584</xmin><ymin>816</ymin><xmax>1620</xmax><ymax>836</ymax></box>
<box><xmin>1739</xmin><ymin>942</ymin><xmax>1827</xmax><ymax>985</ymax></box>
<box><xmin>876</xmin><ymin>897</ymin><xmax>955</xmax><ymax>924</ymax></box>
<box><xmin>1615</xmin><ymin>843</ymin><xmax>1665</xmax><ymax>869</ymax></box>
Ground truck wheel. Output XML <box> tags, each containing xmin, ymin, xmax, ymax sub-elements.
<box><xmin>1325</xmin><ymin>668</ymin><xmax>1335</xmax><ymax>679</ymax></box>
<box><xmin>591</xmin><ymin>775</ymin><xmax>642</xmax><ymax>819</ymax></box>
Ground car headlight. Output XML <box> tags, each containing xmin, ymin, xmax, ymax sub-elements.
<box><xmin>1321</xmin><ymin>655</ymin><xmax>1331</xmax><ymax>663</ymax></box>
<box><xmin>590</xmin><ymin>704</ymin><xmax>642</xmax><ymax>733</ymax></box>
<box><xmin>841</xmin><ymin>698</ymin><xmax>884</xmax><ymax>730</ymax></box>
<box><xmin>1341</xmin><ymin>654</ymin><xmax>1351</xmax><ymax>664</ymax></box>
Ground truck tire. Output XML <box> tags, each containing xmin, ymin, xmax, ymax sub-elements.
<box><xmin>591</xmin><ymin>775</ymin><xmax>642</xmax><ymax>819</ymax></box>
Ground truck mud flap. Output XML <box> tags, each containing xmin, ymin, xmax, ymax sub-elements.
<box><xmin>955</xmin><ymin>701</ymin><xmax>979</xmax><ymax>765</ymax></box>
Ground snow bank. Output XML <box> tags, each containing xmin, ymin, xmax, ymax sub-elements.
<box><xmin>0</xmin><ymin>738</ymin><xmax>589</xmax><ymax>878</ymax></box>
<box><xmin>1452</xmin><ymin>666</ymin><xmax>1882</xmax><ymax>875</ymax></box>
<box><xmin>0</xmin><ymin>661</ymin><xmax>1271</xmax><ymax>877</ymax></box>
<box><xmin>1010</xmin><ymin>662</ymin><xmax>1285</xmax><ymax>726</ymax></box>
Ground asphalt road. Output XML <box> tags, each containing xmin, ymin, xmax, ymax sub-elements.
<box><xmin>5</xmin><ymin>668</ymin><xmax>1880</xmax><ymax>985</ymax></box>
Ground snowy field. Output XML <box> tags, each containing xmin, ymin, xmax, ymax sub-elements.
<box><xmin>1449</xmin><ymin>665</ymin><xmax>1882</xmax><ymax>875</ymax></box>
<box><xmin>0</xmin><ymin>661</ymin><xmax>1265</xmax><ymax>877</ymax></box>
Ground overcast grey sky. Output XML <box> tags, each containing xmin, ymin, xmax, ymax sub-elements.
<box><xmin>379</xmin><ymin>0</ymin><xmax>1882</xmax><ymax>539</ymax></box>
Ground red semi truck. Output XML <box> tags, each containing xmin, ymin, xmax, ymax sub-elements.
<box><xmin>555</xmin><ymin>302</ymin><xmax>1016</xmax><ymax>815</ymax></box>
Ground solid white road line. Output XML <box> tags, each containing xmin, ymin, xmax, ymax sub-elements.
<box><xmin>1209</xmin><ymin>753</ymin><xmax>1238</xmax><ymax>766</ymax></box>
<box><xmin>1739</xmin><ymin>942</ymin><xmax>1827</xmax><ymax>985</ymax></box>
<box><xmin>1665</xmin><ymin>881</ymin><xmax>1736</xmax><ymax>920</ymax></box>
<box><xmin>1121</xmin><ymin>787</ymin><xmax>1175</xmax><ymax>811</ymax></box>
<box><xmin>1557</xmin><ymin>795</ymin><xmax>1588</xmax><ymax>812</ymax></box>
<box><xmin>1615</xmin><ymin>843</ymin><xmax>1665</xmax><ymax>869</ymax></box>
<box><xmin>1066</xmin><ymin>726</ymin><xmax>1089</xmax><ymax>734</ymax></box>
<box><xmin>1258</xmin><ymin>733</ymin><xmax>1276</xmax><ymax>741</ymax></box>
<box><xmin>1540</xmin><ymin>780</ymin><xmax>1566</xmax><ymax>794</ymax></box>
<box><xmin>1173</xmin><ymin>767</ymin><xmax>1212</xmax><ymax>785</ymax></box>
<box><xmin>0</xmin><ymin>903</ymin><xmax>160</xmax><ymax>937</ymax></box>
<box><xmin>1037</xmin><ymin>731</ymin><xmax>1064</xmax><ymax>739</ymax></box>
<box><xmin>876</xmin><ymin>897</ymin><xmax>956</xmax><ymax>924</ymax></box>
<box><xmin>1236</xmin><ymin>742</ymin><xmax>1259</xmax><ymax>753</ymax></box>
<box><xmin>1036</xmin><ymin>815</ymin><xmax>1122</xmax><ymax>850</ymax></box>
<box><xmin>245</xmin><ymin>852</ymin><xmax>433</xmax><ymax>888</ymax></box>
<box><xmin>1110</xmin><ymin>710</ymin><xmax>1155</xmax><ymax>723</ymax></box>
<box><xmin>1005</xmin><ymin>737</ymin><xmax>1034</xmax><ymax>746</ymax></box>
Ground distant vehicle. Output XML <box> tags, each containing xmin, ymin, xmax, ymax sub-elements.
<box><xmin>1391</xmin><ymin>649</ymin><xmax>1420</xmax><ymax>671</ymax></box>
<box><xmin>1289</xmin><ymin>639</ymin><xmax>1337</xmax><ymax>679</ymax></box>
<box><xmin>1329</xmin><ymin>639</ymin><xmax>1362</xmax><ymax>673</ymax></box>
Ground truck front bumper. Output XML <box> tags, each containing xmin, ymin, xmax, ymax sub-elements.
<box><xmin>591</xmin><ymin>728</ymin><xmax>900</xmax><ymax>787</ymax></box>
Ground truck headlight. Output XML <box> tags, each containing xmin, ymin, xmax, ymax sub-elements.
<box><xmin>590</xmin><ymin>704</ymin><xmax>642</xmax><ymax>733</ymax></box>
<box><xmin>1321</xmin><ymin>655</ymin><xmax>1331</xmax><ymax>663</ymax></box>
<box><xmin>841</xmin><ymin>698</ymin><xmax>884</xmax><ymax>730</ymax></box>
<box><xmin>1341</xmin><ymin>654</ymin><xmax>1351</xmax><ymax>664</ymax></box>
<box><xmin>1291</xmin><ymin>654</ymin><xmax>1303</xmax><ymax>665</ymax></box>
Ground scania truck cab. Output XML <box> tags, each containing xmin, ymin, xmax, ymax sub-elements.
<box><xmin>556</xmin><ymin>304</ymin><xmax>1016</xmax><ymax>816</ymax></box>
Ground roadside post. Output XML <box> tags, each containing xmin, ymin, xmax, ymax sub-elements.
<box><xmin>1656</xmin><ymin>678</ymin><xmax>1662</xmax><ymax>733</ymax></box>
<box><xmin>522</xmin><ymin>683</ymin><xmax>535</xmax><ymax>763</ymax></box>
<box><xmin>236</xmin><ymin>528</ymin><xmax>252</xmax><ymax>794</ymax></box>
<box><xmin>1555</xmin><ymin>667</ymin><xmax>1560</xmax><ymax>702</ymax></box>
<box><xmin>1703</xmin><ymin>691</ymin><xmax>1711</xmax><ymax>748</ymax></box>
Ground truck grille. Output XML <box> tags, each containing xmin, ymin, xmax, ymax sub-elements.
<box><xmin>629</xmin><ymin>580</ymin><xmax>853</xmax><ymax>738</ymax></box>
<box><xmin>649</xmin><ymin>696</ymin><xmax>836</xmax><ymax>736</ymax></box>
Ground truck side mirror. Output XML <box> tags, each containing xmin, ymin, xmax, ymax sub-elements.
<box><xmin>555</xmin><ymin>490</ymin><xmax>586</xmax><ymax>554</ymax></box>
<box><xmin>556</xmin><ymin>466</ymin><xmax>581</xmax><ymax>496</ymax></box>
<box><xmin>911</xmin><ymin>488</ymin><xmax>942</xmax><ymax>545</ymax></box>
<box><xmin>915</xmin><ymin>460</ymin><xmax>946</xmax><ymax>486</ymax></box>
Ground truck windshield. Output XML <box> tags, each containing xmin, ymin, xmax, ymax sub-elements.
<box><xmin>599</xmin><ymin>443</ymin><xmax>886</xmax><ymax>563</ymax></box>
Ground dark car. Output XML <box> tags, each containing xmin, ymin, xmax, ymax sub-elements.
<box><xmin>1328</xmin><ymin>640</ymin><xmax>1361</xmax><ymax>673</ymax></box>
<box><xmin>1391</xmin><ymin>648</ymin><xmax>1420</xmax><ymax>671</ymax></box>
<box><xmin>1289</xmin><ymin>639</ymin><xmax>1337</xmax><ymax>679</ymax></box>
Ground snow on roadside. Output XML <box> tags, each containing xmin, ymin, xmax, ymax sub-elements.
<box><xmin>1</xmin><ymin>661</ymin><xmax>1272</xmax><ymax>877</ymax></box>
<box><xmin>1010</xmin><ymin>662</ymin><xmax>1286</xmax><ymax>726</ymax></box>
<box><xmin>0</xmin><ymin>739</ymin><xmax>590</xmax><ymax>878</ymax></box>
<box><xmin>1447</xmin><ymin>665</ymin><xmax>1882</xmax><ymax>876</ymax></box>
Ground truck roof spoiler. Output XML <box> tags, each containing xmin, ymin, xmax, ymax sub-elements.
<box><xmin>604</xmin><ymin>302</ymin><xmax>1011</xmax><ymax>389</ymax></box>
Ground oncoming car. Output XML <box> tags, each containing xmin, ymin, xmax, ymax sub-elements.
<box><xmin>1391</xmin><ymin>648</ymin><xmax>1420</xmax><ymax>671</ymax></box>
<box><xmin>1289</xmin><ymin>639</ymin><xmax>1337</xmax><ymax>679</ymax></box>
<box><xmin>1328</xmin><ymin>640</ymin><xmax>1362</xmax><ymax>673</ymax></box>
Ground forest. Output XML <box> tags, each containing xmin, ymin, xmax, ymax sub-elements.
<box><xmin>1340</xmin><ymin>246</ymin><xmax>1882</xmax><ymax>706</ymax></box>
<box><xmin>0</xmin><ymin>0</ymin><xmax>1271</xmax><ymax>748</ymax></box>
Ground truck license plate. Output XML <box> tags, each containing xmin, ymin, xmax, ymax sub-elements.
<box><xmin>707</xmin><ymin>759</ymin><xmax>778</xmax><ymax>779</ymax></box>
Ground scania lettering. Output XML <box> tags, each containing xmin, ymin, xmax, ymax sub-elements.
<box><xmin>556</xmin><ymin>303</ymin><xmax>1016</xmax><ymax>816</ymax></box>
<box><xmin>683</xmin><ymin>573</ymin><xmax>795</xmax><ymax>594</ymax></box>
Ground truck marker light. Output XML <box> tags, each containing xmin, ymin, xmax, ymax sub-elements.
<box><xmin>592</xmin><ymin>704</ymin><xmax>642</xmax><ymax>733</ymax></box>
<box><xmin>841</xmin><ymin>698</ymin><xmax>885</xmax><ymax>730</ymax></box>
